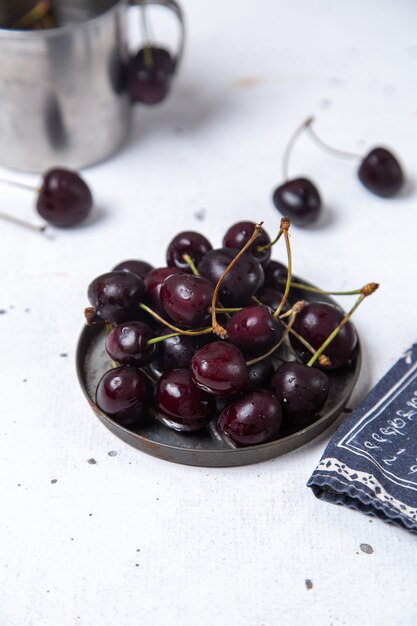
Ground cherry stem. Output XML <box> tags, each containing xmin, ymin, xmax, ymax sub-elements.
<box><xmin>139</xmin><ymin>1</ymin><xmax>154</xmax><ymax>67</ymax></box>
<box><xmin>13</xmin><ymin>1</ymin><xmax>51</xmax><ymax>28</ymax></box>
<box><xmin>281</xmin><ymin>322</ymin><xmax>316</xmax><ymax>355</ymax></box>
<box><xmin>307</xmin><ymin>282</ymin><xmax>379</xmax><ymax>367</ymax></box>
<box><xmin>256</xmin><ymin>227</ymin><xmax>284</xmax><ymax>253</ymax></box>
<box><xmin>305</xmin><ymin>117</ymin><xmax>362</xmax><ymax>160</ymax></box>
<box><xmin>282</xmin><ymin>116</ymin><xmax>315</xmax><ymax>181</ymax></box>
<box><xmin>0</xmin><ymin>178</ymin><xmax>38</xmax><ymax>193</ymax></box>
<box><xmin>139</xmin><ymin>368</ymin><xmax>157</xmax><ymax>385</ymax></box>
<box><xmin>283</xmin><ymin>281</ymin><xmax>364</xmax><ymax>296</ymax></box>
<box><xmin>211</xmin><ymin>222</ymin><xmax>264</xmax><ymax>339</ymax></box>
<box><xmin>246</xmin><ymin>300</ymin><xmax>304</xmax><ymax>367</ymax></box>
<box><xmin>211</xmin><ymin>306</ymin><xmax>243</xmax><ymax>313</ymax></box>
<box><xmin>139</xmin><ymin>302</ymin><xmax>213</xmax><ymax>336</ymax></box>
<box><xmin>182</xmin><ymin>254</ymin><xmax>200</xmax><ymax>276</ymax></box>
<box><xmin>147</xmin><ymin>328</ymin><xmax>211</xmax><ymax>345</ymax></box>
<box><xmin>0</xmin><ymin>209</ymin><xmax>46</xmax><ymax>233</ymax></box>
<box><xmin>251</xmin><ymin>295</ymin><xmax>262</xmax><ymax>305</ymax></box>
<box><xmin>273</xmin><ymin>218</ymin><xmax>292</xmax><ymax>318</ymax></box>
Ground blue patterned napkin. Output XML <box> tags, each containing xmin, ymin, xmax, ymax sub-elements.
<box><xmin>308</xmin><ymin>342</ymin><xmax>417</xmax><ymax>533</ymax></box>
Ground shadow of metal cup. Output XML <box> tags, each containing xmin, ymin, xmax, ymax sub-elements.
<box><xmin>0</xmin><ymin>0</ymin><xmax>185</xmax><ymax>172</ymax></box>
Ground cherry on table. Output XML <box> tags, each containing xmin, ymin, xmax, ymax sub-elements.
<box><xmin>154</xmin><ymin>368</ymin><xmax>215</xmax><ymax>432</ymax></box>
<box><xmin>358</xmin><ymin>147</ymin><xmax>404</xmax><ymax>197</ymax></box>
<box><xmin>218</xmin><ymin>390</ymin><xmax>282</xmax><ymax>447</ymax></box>
<box><xmin>127</xmin><ymin>46</ymin><xmax>175</xmax><ymax>105</ymax></box>
<box><xmin>272</xmin><ymin>178</ymin><xmax>322</xmax><ymax>227</ymax></box>
<box><xmin>96</xmin><ymin>365</ymin><xmax>153</xmax><ymax>427</ymax></box>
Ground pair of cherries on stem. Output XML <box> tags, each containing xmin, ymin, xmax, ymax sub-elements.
<box><xmin>272</xmin><ymin>116</ymin><xmax>405</xmax><ymax>227</ymax></box>
<box><xmin>0</xmin><ymin>168</ymin><xmax>93</xmax><ymax>232</ymax></box>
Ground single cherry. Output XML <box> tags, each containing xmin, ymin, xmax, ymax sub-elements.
<box><xmin>226</xmin><ymin>305</ymin><xmax>282</xmax><ymax>356</ymax></box>
<box><xmin>271</xmin><ymin>361</ymin><xmax>329</xmax><ymax>426</ymax></box>
<box><xmin>358</xmin><ymin>148</ymin><xmax>404</xmax><ymax>197</ymax></box>
<box><xmin>218</xmin><ymin>390</ymin><xmax>282</xmax><ymax>447</ymax></box>
<box><xmin>113</xmin><ymin>259</ymin><xmax>154</xmax><ymax>281</ymax></box>
<box><xmin>128</xmin><ymin>46</ymin><xmax>175</xmax><ymax>105</ymax></box>
<box><xmin>198</xmin><ymin>248</ymin><xmax>264</xmax><ymax>306</ymax></box>
<box><xmin>223</xmin><ymin>221</ymin><xmax>271</xmax><ymax>267</ymax></box>
<box><xmin>105</xmin><ymin>321</ymin><xmax>156</xmax><ymax>367</ymax></box>
<box><xmin>144</xmin><ymin>267</ymin><xmax>185</xmax><ymax>311</ymax></box>
<box><xmin>96</xmin><ymin>365</ymin><xmax>152</xmax><ymax>427</ymax></box>
<box><xmin>154</xmin><ymin>368</ymin><xmax>215</xmax><ymax>432</ymax></box>
<box><xmin>166</xmin><ymin>231</ymin><xmax>213</xmax><ymax>272</ymax></box>
<box><xmin>191</xmin><ymin>342</ymin><xmax>248</xmax><ymax>397</ymax></box>
<box><xmin>292</xmin><ymin>301</ymin><xmax>357</xmax><ymax>369</ymax></box>
<box><xmin>160</xmin><ymin>273</ymin><xmax>214</xmax><ymax>327</ymax></box>
<box><xmin>87</xmin><ymin>270</ymin><xmax>145</xmax><ymax>324</ymax></box>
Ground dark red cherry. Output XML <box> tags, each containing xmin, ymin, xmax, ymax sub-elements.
<box><xmin>223</xmin><ymin>221</ymin><xmax>271</xmax><ymax>267</ymax></box>
<box><xmin>218</xmin><ymin>390</ymin><xmax>282</xmax><ymax>447</ymax></box>
<box><xmin>154</xmin><ymin>332</ymin><xmax>204</xmax><ymax>371</ymax></box>
<box><xmin>127</xmin><ymin>46</ymin><xmax>175</xmax><ymax>105</ymax></box>
<box><xmin>264</xmin><ymin>260</ymin><xmax>289</xmax><ymax>289</ymax></box>
<box><xmin>198</xmin><ymin>248</ymin><xmax>264</xmax><ymax>306</ymax></box>
<box><xmin>96</xmin><ymin>366</ymin><xmax>152</xmax><ymax>427</ymax></box>
<box><xmin>144</xmin><ymin>267</ymin><xmax>184</xmax><ymax>311</ymax></box>
<box><xmin>166</xmin><ymin>231</ymin><xmax>213</xmax><ymax>272</ymax></box>
<box><xmin>226</xmin><ymin>305</ymin><xmax>282</xmax><ymax>356</ymax></box>
<box><xmin>247</xmin><ymin>357</ymin><xmax>275</xmax><ymax>390</ymax></box>
<box><xmin>88</xmin><ymin>271</ymin><xmax>145</xmax><ymax>324</ymax></box>
<box><xmin>271</xmin><ymin>361</ymin><xmax>329</xmax><ymax>426</ymax></box>
<box><xmin>105</xmin><ymin>321</ymin><xmax>156</xmax><ymax>367</ymax></box>
<box><xmin>292</xmin><ymin>301</ymin><xmax>357</xmax><ymax>369</ymax></box>
<box><xmin>191</xmin><ymin>342</ymin><xmax>248</xmax><ymax>397</ymax></box>
<box><xmin>160</xmin><ymin>274</ymin><xmax>214</xmax><ymax>327</ymax></box>
<box><xmin>272</xmin><ymin>177</ymin><xmax>321</xmax><ymax>227</ymax></box>
<box><xmin>256</xmin><ymin>286</ymin><xmax>288</xmax><ymax>313</ymax></box>
<box><xmin>113</xmin><ymin>259</ymin><xmax>154</xmax><ymax>281</ymax></box>
<box><xmin>358</xmin><ymin>147</ymin><xmax>404</xmax><ymax>197</ymax></box>
<box><xmin>154</xmin><ymin>368</ymin><xmax>215</xmax><ymax>432</ymax></box>
<box><xmin>36</xmin><ymin>168</ymin><xmax>93</xmax><ymax>227</ymax></box>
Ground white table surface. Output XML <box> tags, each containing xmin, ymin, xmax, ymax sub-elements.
<box><xmin>1</xmin><ymin>1</ymin><xmax>417</xmax><ymax>624</ymax></box>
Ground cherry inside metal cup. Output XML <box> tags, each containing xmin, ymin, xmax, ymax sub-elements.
<box><xmin>0</xmin><ymin>0</ymin><xmax>184</xmax><ymax>172</ymax></box>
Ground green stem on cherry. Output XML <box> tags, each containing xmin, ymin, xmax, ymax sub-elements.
<box><xmin>138</xmin><ymin>1</ymin><xmax>154</xmax><ymax>68</ymax></box>
<box><xmin>281</xmin><ymin>321</ymin><xmax>316</xmax><ymax>355</ymax></box>
<box><xmin>147</xmin><ymin>327</ymin><xmax>212</xmax><ymax>345</ymax></box>
<box><xmin>246</xmin><ymin>300</ymin><xmax>304</xmax><ymax>367</ymax></box>
<box><xmin>0</xmin><ymin>209</ymin><xmax>46</xmax><ymax>233</ymax></box>
<box><xmin>255</xmin><ymin>226</ymin><xmax>284</xmax><ymax>254</ymax></box>
<box><xmin>139</xmin><ymin>302</ymin><xmax>213</xmax><ymax>337</ymax></box>
<box><xmin>211</xmin><ymin>306</ymin><xmax>243</xmax><ymax>313</ymax></box>
<box><xmin>273</xmin><ymin>218</ymin><xmax>292</xmax><ymax>318</ymax></box>
<box><xmin>307</xmin><ymin>282</ymin><xmax>379</xmax><ymax>367</ymax></box>
<box><xmin>251</xmin><ymin>295</ymin><xmax>262</xmax><ymax>305</ymax></box>
<box><xmin>139</xmin><ymin>368</ymin><xmax>157</xmax><ymax>384</ymax></box>
<box><xmin>182</xmin><ymin>254</ymin><xmax>200</xmax><ymax>276</ymax></box>
<box><xmin>281</xmin><ymin>115</ymin><xmax>315</xmax><ymax>181</ymax></box>
<box><xmin>283</xmin><ymin>281</ymin><xmax>364</xmax><ymax>296</ymax></box>
<box><xmin>305</xmin><ymin>117</ymin><xmax>362</xmax><ymax>160</ymax></box>
<box><xmin>211</xmin><ymin>222</ymin><xmax>264</xmax><ymax>339</ymax></box>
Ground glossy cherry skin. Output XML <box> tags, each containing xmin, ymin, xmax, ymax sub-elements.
<box><xmin>358</xmin><ymin>147</ymin><xmax>404</xmax><ymax>197</ymax></box>
<box><xmin>226</xmin><ymin>305</ymin><xmax>282</xmax><ymax>356</ymax></box>
<box><xmin>154</xmin><ymin>332</ymin><xmax>205</xmax><ymax>371</ymax></box>
<box><xmin>96</xmin><ymin>366</ymin><xmax>152</xmax><ymax>427</ymax></box>
<box><xmin>218</xmin><ymin>390</ymin><xmax>282</xmax><ymax>447</ymax></box>
<box><xmin>154</xmin><ymin>369</ymin><xmax>215</xmax><ymax>432</ymax></box>
<box><xmin>292</xmin><ymin>302</ymin><xmax>357</xmax><ymax>369</ymax></box>
<box><xmin>127</xmin><ymin>46</ymin><xmax>175</xmax><ymax>105</ymax></box>
<box><xmin>88</xmin><ymin>271</ymin><xmax>145</xmax><ymax>324</ymax></box>
<box><xmin>105</xmin><ymin>321</ymin><xmax>156</xmax><ymax>367</ymax></box>
<box><xmin>256</xmin><ymin>286</ymin><xmax>288</xmax><ymax>313</ymax></box>
<box><xmin>37</xmin><ymin>168</ymin><xmax>93</xmax><ymax>227</ymax></box>
<box><xmin>247</xmin><ymin>356</ymin><xmax>275</xmax><ymax>390</ymax></box>
<box><xmin>264</xmin><ymin>260</ymin><xmax>289</xmax><ymax>289</ymax></box>
<box><xmin>223</xmin><ymin>221</ymin><xmax>271</xmax><ymax>267</ymax></box>
<box><xmin>113</xmin><ymin>259</ymin><xmax>154</xmax><ymax>281</ymax></box>
<box><xmin>160</xmin><ymin>274</ymin><xmax>214</xmax><ymax>327</ymax></box>
<box><xmin>271</xmin><ymin>361</ymin><xmax>329</xmax><ymax>426</ymax></box>
<box><xmin>144</xmin><ymin>267</ymin><xmax>184</xmax><ymax>311</ymax></box>
<box><xmin>198</xmin><ymin>248</ymin><xmax>264</xmax><ymax>306</ymax></box>
<box><xmin>166</xmin><ymin>231</ymin><xmax>213</xmax><ymax>272</ymax></box>
<box><xmin>272</xmin><ymin>177</ymin><xmax>321</xmax><ymax>227</ymax></box>
<box><xmin>191</xmin><ymin>342</ymin><xmax>248</xmax><ymax>397</ymax></box>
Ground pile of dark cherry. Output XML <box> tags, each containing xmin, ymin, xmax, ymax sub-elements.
<box><xmin>86</xmin><ymin>222</ymin><xmax>358</xmax><ymax>448</ymax></box>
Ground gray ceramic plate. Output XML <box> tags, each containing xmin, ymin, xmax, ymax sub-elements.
<box><xmin>76</xmin><ymin>287</ymin><xmax>361</xmax><ymax>467</ymax></box>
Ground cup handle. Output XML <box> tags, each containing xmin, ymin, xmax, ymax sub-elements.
<box><xmin>128</xmin><ymin>0</ymin><xmax>186</xmax><ymax>73</ymax></box>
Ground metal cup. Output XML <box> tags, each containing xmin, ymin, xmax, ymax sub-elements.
<box><xmin>0</xmin><ymin>0</ymin><xmax>185</xmax><ymax>172</ymax></box>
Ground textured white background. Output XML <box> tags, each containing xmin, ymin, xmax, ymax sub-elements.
<box><xmin>1</xmin><ymin>1</ymin><xmax>417</xmax><ymax>625</ymax></box>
